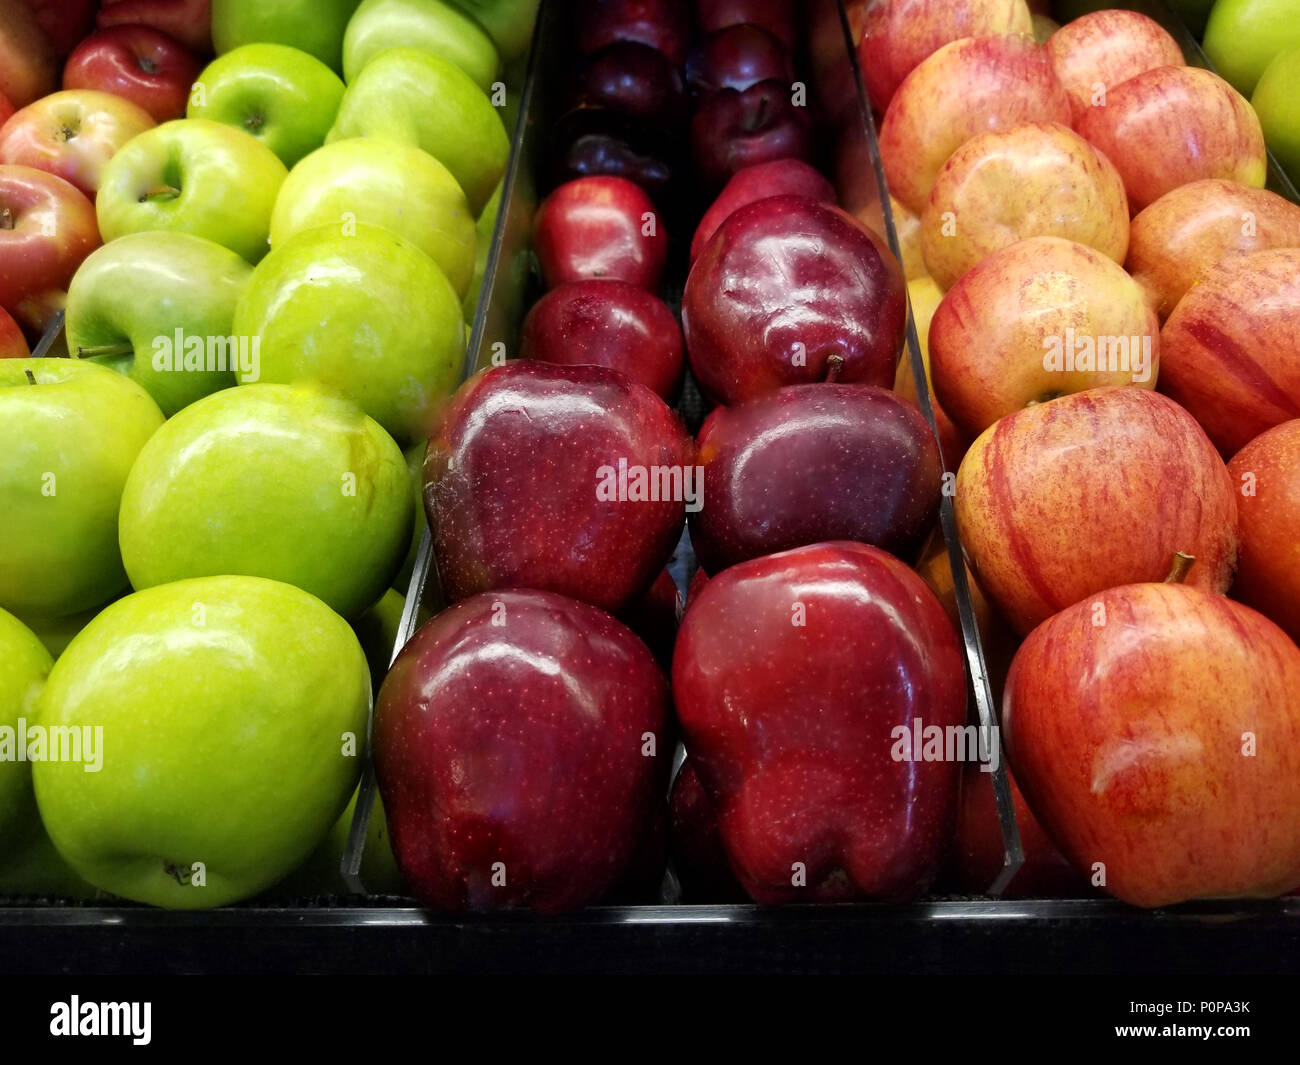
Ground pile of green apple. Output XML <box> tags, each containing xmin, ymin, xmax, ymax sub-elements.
<box><xmin>0</xmin><ymin>0</ymin><xmax>537</xmax><ymax>908</ymax></box>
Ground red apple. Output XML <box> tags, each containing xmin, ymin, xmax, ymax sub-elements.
<box><xmin>689</xmin><ymin>78</ymin><xmax>815</xmax><ymax>193</ymax></box>
<box><xmin>576</xmin><ymin>0</ymin><xmax>692</xmax><ymax>67</ymax></box>
<box><xmin>685</xmin><ymin>566</ymin><xmax>708</xmax><ymax>607</ymax></box>
<box><xmin>955</xmin><ymin>387</ymin><xmax>1238</xmax><ymax>636</ymax></box>
<box><xmin>424</xmin><ymin>360</ymin><xmax>693</xmax><ymax>613</ymax></box>
<box><xmin>616</xmin><ymin>566</ymin><xmax>681</xmax><ymax>671</ymax></box>
<box><xmin>693</xmin><ymin>0</ymin><xmax>797</xmax><ymax>50</ymax></box>
<box><xmin>689</xmin><ymin>156</ymin><xmax>834</xmax><ymax>263</ymax></box>
<box><xmin>0</xmin><ymin>89</ymin><xmax>155</xmax><ymax>198</ymax></box>
<box><xmin>0</xmin><ymin>91</ymin><xmax>13</xmax><ymax>129</ymax></box>
<box><xmin>1158</xmin><ymin>247</ymin><xmax>1300</xmax><ymax>456</ymax></box>
<box><xmin>0</xmin><ymin>305</ymin><xmax>30</xmax><ymax>357</ymax></box>
<box><xmin>551</xmin><ymin>115</ymin><xmax>677</xmax><ymax>203</ymax></box>
<box><xmin>683</xmin><ymin>195</ymin><xmax>906</xmax><ymax>404</ymax></box>
<box><xmin>63</xmin><ymin>25</ymin><xmax>202</xmax><ymax>123</ymax></box>
<box><xmin>0</xmin><ymin>163</ymin><xmax>100</xmax><ymax>331</ymax></box>
<box><xmin>1046</xmin><ymin>9</ymin><xmax>1183</xmax><ymax>125</ymax></box>
<box><xmin>685</xmin><ymin>23</ymin><xmax>794</xmax><ymax>98</ymax></box>
<box><xmin>1005</xmin><ymin>582</ymin><xmax>1300</xmax><ymax>907</ymax></box>
<box><xmin>879</xmin><ymin>34</ymin><xmax>1071</xmax><ymax>214</ymax></box>
<box><xmin>1076</xmin><ymin>66</ymin><xmax>1266</xmax><ymax>213</ymax></box>
<box><xmin>520</xmin><ymin>280</ymin><xmax>683</xmax><ymax>400</ymax></box>
<box><xmin>929</xmin><ymin>236</ymin><xmax>1158</xmax><ymax>438</ymax></box>
<box><xmin>0</xmin><ymin>0</ymin><xmax>59</xmax><ymax>107</ymax></box>
<box><xmin>566</xmin><ymin>40</ymin><xmax>686</xmax><ymax>126</ymax></box>
<box><xmin>672</xmin><ymin>540</ymin><xmax>966</xmax><ymax>904</ymax></box>
<box><xmin>533</xmin><ymin>175</ymin><xmax>668</xmax><ymax>290</ymax></box>
<box><xmin>18</xmin><ymin>0</ymin><xmax>98</xmax><ymax>57</ymax></box>
<box><xmin>689</xmin><ymin>384</ymin><xmax>942</xmax><ymax>574</ymax></box>
<box><xmin>1228</xmin><ymin>420</ymin><xmax>1300</xmax><ymax>645</ymax></box>
<box><xmin>97</xmin><ymin>0</ymin><xmax>213</xmax><ymax>56</ymax></box>
<box><xmin>857</xmin><ymin>0</ymin><xmax>1034</xmax><ymax>113</ymax></box>
<box><xmin>668</xmin><ymin>758</ymin><xmax>744</xmax><ymax>901</ymax></box>
<box><xmin>374</xmin><ymin>588</ymin><xmax>671</xmax><ymax>914</ymax></box>
<box><xmin>1127</xmin><ymin>180</ymin><xmax>1300</xmax><ymax>321</ymax></box>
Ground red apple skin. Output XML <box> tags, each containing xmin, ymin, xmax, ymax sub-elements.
<box><xmin>567</xmin><ymin>40</ymin><xmax>686</xmax><ymax>126</ymax></box>
<box><xmin>424</xmin><ymin>360</ymin><xmax>693</xmax><ymax>614</ymax></box>
<box><xmin>519</xmin><ymin>280</ymin><xmax>683</xmax><ymax>401</ymax></box>
<box><xmin>1127</xmin><ymin>180</ymin><xmax>1300</xmax><ymax>321</ymax></box>
<box><xmin>693</xmin><ymin>0</ymin><xmax>797</xmax><ymax>50</ymax></box>
<box><xmin>669</xmin><ymin>758</ymin><xmax>745</xmax><ymax>901</ymax></box>
<box><xmin>97</xmin><ymin>0</ymin><xmax>213</xmax><ymax>55</ymax></box>
<box><xmin>689</xmin><ymin>157</ymin><xmax>834</xmax><ymax>264</ymax></box>
<box><xmin>0</xmin><ymin>0</ymin><xmax>59</xmax><ymax>107</ymax></box>
<box><xmin>1005</xmin><ymin>583</ymin><xmax>1300</xmax><ymax>908</ymax></box>
<box><xmin>685</xmin><ymin>24</ymin><xmax>795</xmax><ymax>98</ymax></box>
<box><xmin>533</xmin><ymin>176</ymin><xmax>668</xmax><ymax>290</ymax></box>
<box><xmin>63</xmin><ymin>25</ymin><xmax>202</xmax><ymax>123</ymax></box>
<box><xmin>685</xmin><ymin>566</ymin><xmax>709</xmax><ymax>607</ymax></box>
<box><xmin>18</xmin><ymin>0</ymin><xmax>97</xmax><ymax>57</ymax></box>
<box><xmin>673</xmin><ymin>540</ymin><xmax>967</xmax><ymax>904</ymax></box>
<box><xmin>1158</xmin><ymin>248</ymin><xmax>1300</xmax><ymax>456</ymax></box>
<box><xmin>683</xmin><ymin>195</ymin><xmax>906</xmax><ymax>405</ymax></box>
<box><xmin>689</xmin><ymin>384</ymin><xmax>942</xmax><ymax>574</ymax></box>
<box><xmin>956</xmin><ymin>387</ymin><xmax>1239</xmax><ymax>636</ymax></box>
<box><xmin>0</xmin><ymin>89</ymin><xmax>156</xmax><ymax>197</ymax></box>
<box><xmin>616</xmin><ymin>566</ymin><xmax>681</xmax><ymax>671</ymax></box>
<box><xmin>576</xmin><ymin>0</ymin><xmax>692</xmax><ymax>67</ymax></box>
<box><xmin>1228</xmin><ymin>421</ymin><xmax>1300</xmax><ymax>645</ymax></box>
<box><xmin>857</xmin><ymin>0</ymin><xmax>1034</xmax><ymax>114</ymax></box>
<box><xmin>0</xmin><ymin>92</ymin><xmax>13</xmax><ymax>128</ymax></box>
<box><xmin>0</xmin><ymin>163</ymin><xmax>100</xmax><ymax>331</ymax></box>
<box><xmin>1076</xmin><ymin>66</ymin><xmax>1266</xmax><ymax>214</ymax></box>
<box><xmin>1046</xmin><ymin>9</ymin><xmax>1183</xmax><ymax>126</ymax></box>
<box><xmin>0</xmin><ymin>305</ymin><xmax>30</xmax><ymax>357</ymax></box>
<box><xmin>879</xmin><ymin>34</ymin><xmax>1071</xmax><ymax>214</ymax></box>
<box><xmin>373</xmin><ymin>588</ymin><xmax>671</xmax><ymax>915</ymax></box>
<box><xmin>689</xmin><ymin>79</ymin><xmax>815</xmax><ymax>194</ymax></box>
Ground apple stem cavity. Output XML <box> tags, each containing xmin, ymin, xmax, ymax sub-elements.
<box><xmin>824</xmin><ymin>354</ymin><xmax>845</xmax><ymax>382</ymax></box>
<box><xmin>139</xmin><ymin>185</ymin><xmax>181</xmax><ymax>204</ymax></box>
<box><xmin>75</xmin><ymin>343</ymin><xmax>135</xmax><ymax>360</ymax></box>
<box><xmin>0</xmin><ymin>207</ymin><xmax>12</xmax><ymax>231</ymax></box>
<box><xmin>1164</xmin><ymin>552</ymin><xmax>1196</xmax><ymax>584</ymax></box>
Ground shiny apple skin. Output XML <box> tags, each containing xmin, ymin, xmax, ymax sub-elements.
<box><xmin>669</xmin><ymin>758</ymin><xmax>744</xmax><ymax>902</ymax></box>
<box><xmin>672</xmin><ymin>540</ymin><xmax>966</xmax><ymax>904</ymax></box>
<box><xmin>63</xmin><ymin>25</ymin><xmax>202</xmax><ymax>123</ymax></box>
<box><xmin>689</xmin><ymin>384</ymin><xmax>941</xmax><ymax>574</ymax></box>
<box><xmin>880</xmin><ymin>34</ymin><xmax>1071</xmax><ymax>214</ymax></box>
<box><xmin>568</xmin><ymin>40</ymin><xmax>686</xmax><ymax>126</ymax></box>
<box><xmin>1004</xmin><ymin>583</ymin><xmax>1300</xmax><ymax>908</ymax></box>
<box><xmin>685</xmin><ymin>24</ymin><xmax>795</xmax><ymax>98</ymax></box>
<box><xmin>689</xmin><ymin>79</ymin><xmax>815</xmax><ymax>193</ymax></box>
<box><xmin>930</xmin><ymin>236</ymin><xmax>1158</xmax><ymax>438</ymax></box>
<box><xmin>1127</xmin><ymin>180</ymin><xmax>1300</xmax><ymax>321</ymax></box>
<box><xmin>683</xmin><ymin>195</ymin><xmax>906</xmax><ymax>405</ymax></box>
<box><xmin>1076</xmin><ymin>66</ymin><xmax>1266</xmax><ymax>213</ymax></box>
<box><xmin>533</xmin><ymin>175</ymin><xmax>668</xmax><ymax>290</ymax></box>
<box><xmin>1159</xmin><ymin>247</ymin><xmax>1300</xmax><ymax>456</ymax></box>
<box><xmin>1228</xmin><ymin>420</ymin><xmax>1300</xmax><ymax>644</ymax></box>
<box><xmin>424</xmin><ymin>360</ymin><xmax>693</xmax><ymax>613</ymax></box>
<box><xmin>374</xmin><ymin>588</ymin><xmax>671</xmax><ymax>915</ymax></box>
<box><xmin>1046</xmin><ymin>9</ymin><xmax>1184</xmax><ymax>125</ymax></box>
<box><xmin>519</xmin><ymin>279</ymin><xmax>683</xmax><ymax>400</ymax></box>
<box><xmin>694</xmin><ymin>0</ymin><xmax>797</xmax><ymax>50</ymax></box>
<box><xmin>575</xmin><ymin>0</ymin><xmax>692</xmax><ymax>66</ymax></box>
<box><xmin>689</xmin><ymin>157</ymin><xmax>834</xmax><ymax>263</ymax></box>
<box><xmin>616</xmin><ymin>566</ymin><xmax>681</xmax><ymax>671</ymax></box>
<box><xmin>0</xmin><ymin>306</ymin><xmax>27</xmax><ymax>357</ymax></box>
<box><xmin>920</xmin><ymin>121</ymin><xmax>1129</xmax><ymax>291</ymax></box>
<box><xmin>956</xmin><ymin>387</ymin><xmax>1238</xmax><ymax>636</ymax></box>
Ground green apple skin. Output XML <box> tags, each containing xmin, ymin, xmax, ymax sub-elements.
<box><xmin>33</xmin><ymin>575</ymin><xmax>371</xmax><ymax>909</ymax></box>
<box><xmin>96</xmin><ymin>119</ymin><xmax>288</xmax><ymax>264</ymax></box>
<box><xmin>271</xmin><ymin>137</ymin><xmax>475</xmax><ymax>297</ymax></box>
<box><xmin>463</xmin><ymin>178</ymin><xmax>502</xmax><ymax>320</ymax></box>
<box><xmin>189</xmin><ymin>44</ymin><xmax>346</xmax><ymax>170</ymax></box>
<box><xmin>1204</xmin><ymin>0</ymin><xmax>1300</xmax><ymax>96</ymax></box>
<box><xmin>448</xmin><ymin>0</ymin><xmax>539</xmax><ymax>62</ymax></box>
<box><xmin>266</xmin><ymin>786</ymin><xmax>405</xmax><ymax>897</ymax></box>
<box><xmin>65</xmin><ymin>232</ymin><xmax>253</xmax><ymax>417</ymax></box>
<box><xmin>119</xmin><ymin>384</ymin><xmax>413</xmax><ymax>620</ymax></box>
<box><xmin>0</xmin><ymin>360</ymin><xmax>164</xmax><ymax>619</ymax></box>
<box><xmin>233</xmin><ymin>223</ymin><xmax>466</xmax><ymax>444</ymax></box>
<box><xmin>211</xmin><ymin>0</ymin><xmax>363</xmax><ymax>73</ymax></box>
<box><xmin>15</xmin><ymin>603</ymin><xmax>110</xmax><ymax>660</ymax></box>
<box><xmin>0</xmin><ymin>608</ymin><xmax>52</xmax><ymax>853</ymax></box>
<box><xmin>393</xmin><ymin>439</ymin><xmax>428</xmax><ymax>591</ymax></box>
<box><xmin>1253</xmin><ymin>48</ymin><xmax>1300</xmax><ymax>181</ymax></box>
<box><xmin>343</xmin><ymin>0</ymin><xmax>500</xmax><ymax>90</ymax></box>
<box><xmin>351</xmin><ymin>587</ymin><xmax>429</xmax><ymax>692</ymax></box>
<box><xmin>328</xmin><ymin>47</ymin><xmax>508</xmax><ymax>215</ymax></box>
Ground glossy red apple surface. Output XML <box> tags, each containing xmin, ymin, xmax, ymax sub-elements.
<box><xmin>63</xmin><ymin>25</ymin><xmax>202</xmax><ymax>123</ymax></box>
<box><xmin>668</xmin><ymin>758</ymin><xmax>744</xmax><ymax>901</ymax></box>
<box><xmin>689</xmin><ymin>79</ymin><xmax>815</xmax><ymax>193</ymax></box>
<box><xmin>19</xmin><ymin>0</ymin><xmax>97</xmax><ymax>56</ymax></box>
<box><xmin>96</xmin><ymin>0</ymin><xmax>213</xmax><ymax>55</ymax></box>
<box><xmin>685</xmin><ymin>23</ymin><xmax>794</xmax><ymax>98</ymax></box>
<box><xmin>575</xmin><ymin>0</ymin><xmax>692</xmax><ymax>66</ymax></box>
<box><xmin>694</xmin><ymin>0</ymin><xmax>797</xmax><ymax>50</ymax></box>
<box><xmin>567</xmin><ymin>40</ymin><xmax>686</xmax><ymax>125</ymax></box>
<box><xmin>689</xmin><ymin>156</ymin><xmax>834</xmax><ymax>263</ymax></box>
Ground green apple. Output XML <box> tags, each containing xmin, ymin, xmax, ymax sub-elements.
<box><xmin>328</xmin><ymin>47</ymin><xmax>508</xmax><ymax>214</ymax></box>
<box><xmin>267</xmin><ymin>787</ymin><xmax>405</xmax><ymax>897</ymax></box>
<box><xmin>120</xmin><ymin>384</ymin><xmax>413</xmax><ymax>620</ymax></box>
<box><xmin>271</xmin><ymin>137</ymin><xmax>475</xmax><ymax>297</ymax></box>
<box><xmin>233</xmin><ymin>222</ymin><xmax>466</xmax><ymax>443</ymax></box>
<box><xmin>343</xmin><ymin>0</ymin><xmax>500</xmax><ymax>90</ymax></box>
<box><xmin>65</xmin><ymin>232</ymin><xmax>253</xmax><ymax>416</ymax></box>
<box><xmin>96</xmin><ymin>119</ymin><xmax>288</xmax><ymax>264</ymax></box>
<box><xmin>392</xmin><ymin>440</ymin><xmax>428</xmax><ymax>592</ymax></box>
<box><xmin>351</xmin><ymin>586</ymin><xmax>431</xmax><ymax>691</ymax></box>
<box><xmin>15</xmin><ymin>603</ymin><xmax>110</xmax><ymax>660</ymax></box>
<box><xmin>211</xmin><ymin>0</ymin><xmax>363</xmax><ymax>73</ymax></box>
<box><xmin>34</xmin><ymin>575</ymin><xmax>371</xmax><ymax>909</ymax></box>
<box><xmin>463</xmin><ymin>178</ymin><xmax>502</xmax><ymax>320</ymax></box>
<box><xmin>0</xmin><ymin>823</ymin><xmax>99</xmax><ymax>898</ymax></box>
<box><xmin>0</xmin><ymin>360</ymin><xmax>164</xmax><ymax>618</ymax></box>
<box><xmin>1204</xmin><ymin>0</ymin><xmax>1300</xmax><ymax>96</ymax></box>
<box><xmin>189</xmin><ymin>44</ymin><xmax>346</xmax><ymax>169</ymax></box>
<box><xmin>448</xmin><ymin>0</ymin><xmax>540</xmax><ymax>62</ymax></box>
<box><xmin>1252</xmin><ymin>47</ymin><xmax>1300</xmax><ymax>181</ymax></box>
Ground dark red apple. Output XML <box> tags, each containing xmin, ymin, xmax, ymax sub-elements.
<box><xmin>669</xmin><ymin>758</ymin><xmax>745</xmax><ymax>901</ymax></box>
<box><xmin>19</xmin><ymin>0</ymin><xmax>97</xmax><ymax>57</ymax></box>
<box><xmin>685</xmin><ymin>23</ymin><xmax>795</xmax><ymax>98</ymax></box>
<box><xmin>424</xmin><ymin>360</ymin><xmax>694</xmax><ymax>613</ymax></box>
<box><xmin>673</xmin><ymin>540</ymin><xmax>967</xmax><ymax>903</ymax></box>
<box><xmin>690</xmin><ymin>157</ymin><xmax>835</xmax><ymax>263</ymax></box>
<box><xmin>0</xmin><ymin>305</ymin><xmax>30</xmax><ymax>357</ymax></box>
<box><xmin>568</xmin><ymin>40</ymin><xmax>686</xmax><ymax>126</ymax></box>
<box><xmin>520</xmin><ymin>280</ymin><xmax>683</xmax><ymax>400</ymax></box>
<box><xmin>63</xmin><ymin>25</ymin><xmax>202</xmax><ymax>122</ymax></box>
<box><xmin>374</xmin><ymin>588</ymin><xmax>671</xmax><ymax>914</ymax></box>
<box><xmin>694</xmin><ymin>0</ymin><xmax>797</xmax><ymax>50</ymax></box>
<box><xmin>575</xmin><ymin>0</ymin><xmax>692</xmax><ymax>67</ymax></box>
<box><xmin>690</xmin><ymin>79</ymin><xmax>815</xmax><ymax>192</ymax></box>
<box><xmin>96</xmin><ymin>0</ymin><xmax>213</xmax><ymax>56</ymax></box>
<box><xmin>533</xmin><ymin>175</ymin><xmax>668</xmax><ymax>290</ymax></box>
<box><xmin>617</xmin><ymin>567</ymin><xmax>681</xmax><ymax>673</ymax></box>
<box><xmin>683</xmin><ymin>195</ymin><xmax>906</xmax><ymax>404</ymax></box>
<box><xmin>551</xmin><ymin>119</ymin><xmax>676</xmax><ymax>204</ymax></box>
<box><xmin>685</xmin><ymin>566</ymin><xmax>709</xmax><ymax>606</ymax></box>
<box><xmin>690</xmin><ymin>384</ymin><xmax>941</xmax><ymax>574</ymax></box>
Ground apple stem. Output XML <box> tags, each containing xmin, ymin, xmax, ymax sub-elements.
<box><xmin>24</xmin><ymin>369</ymin><xmax>36</xmax><ymax>385</ymax></box>
<box><xmin>824</xmin><ymin>354</ymin><xmax>844</xmax><ymax>382</ymax></box>
<box><xmin>75</xmin><ymin>343</ymin><xmax>135</xmax><ymax>359</ymax></box>
<box><xmin>139</xmin><ymin>186</ymin><xmax>181</xmax><ymax>204</ymax></box>
<box><xmin>1164</xmin><ymin>552</ymin><xmax>1195</xmax><ymax>584</ymax></box>
<box><xmin>0</xmin><ymin>207</ymin><xmax>12</xmax><ymax>231</ymax></box>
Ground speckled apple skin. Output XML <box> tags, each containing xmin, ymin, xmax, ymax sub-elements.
<box><xmin>1004</xmin><ymin>583</ymin><xmax>1300</xmax><ymax>908</ymax></box>
<box><xmin>374</xmin><ymin>589</ymin><xmax>670</xmax><ymax>915</ymax></box>
<box><xmin>672</xmin><ymin>541</ymin><xmax>966</xmax><ymax>904</ymax></box>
